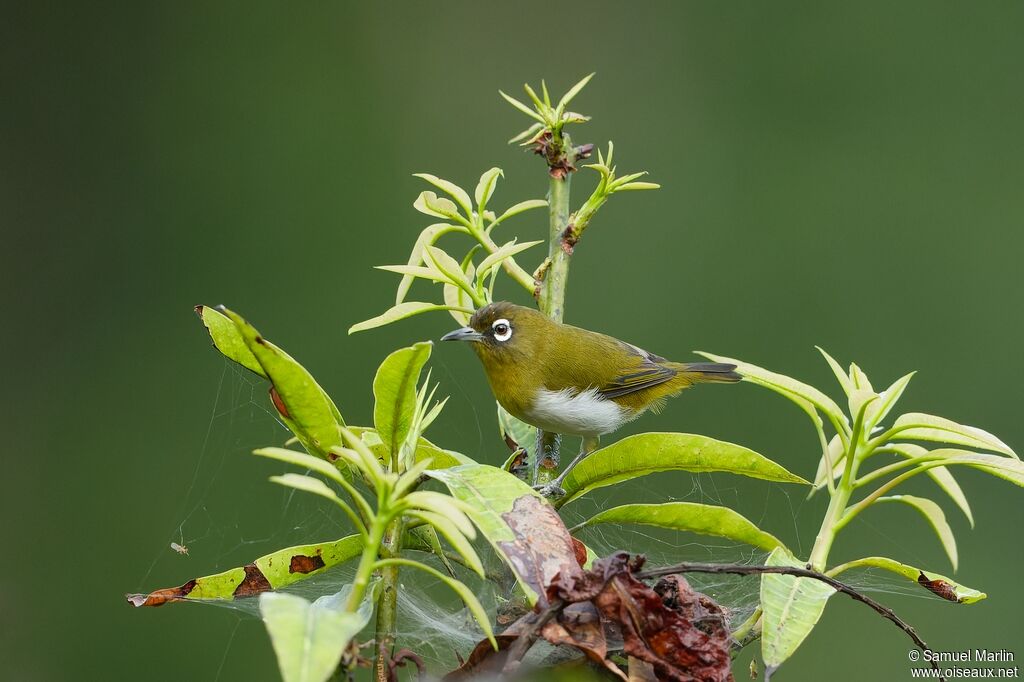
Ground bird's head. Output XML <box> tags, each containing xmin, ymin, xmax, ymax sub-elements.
<box><xmin>441</xmin><ymin>301</ymin><xmax>549</xmax><ymax>369</ymax></box>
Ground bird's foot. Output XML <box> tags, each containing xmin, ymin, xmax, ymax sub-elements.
<box><xmin>532</xmin><ymin>483</ymin><xmax>567</xmax><ymax>499</ymax></box>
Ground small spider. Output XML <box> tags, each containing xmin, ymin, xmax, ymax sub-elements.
<box><xmin>170</xmin><ymin>542</ymin><xmax>189</xmax><ymax>556</ymax></box>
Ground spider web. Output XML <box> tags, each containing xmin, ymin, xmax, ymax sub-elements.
<box><xmin>133</xmin><ymin>358</ymin><xmax>951</xmax><ymax>679</ymax></box>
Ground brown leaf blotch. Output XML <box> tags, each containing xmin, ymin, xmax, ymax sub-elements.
<box><xmin>233</xmin><ymin>563</ymin><xmax>273</xmax><ymax>598</ymax></box>
<box><xmin>289</xmin><ymin>553</ymin><xmax>326</xmax><ymax>574</ymax></box>
<box><xmin>570</xmin><ymin>537</ymin><xmax>588</xmax><ymax>568</ymax></box>
<box><xmin>125</xmin><ymin>579</ymin><xmax>198</xmax><ymax>608</ymax></box>
<box><xmin>917</xmin><ymin>572</ymin><xmax>960</xmax><ymax>602</ymax></box>
<box><xmin>269</xmin><ymin>386</ymin><xmax>291</xmax><ymax>419</ymax></box>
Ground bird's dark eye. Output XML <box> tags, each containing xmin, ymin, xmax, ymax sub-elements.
<box><xmin>491</xmin><ymin>318</ymin><xmax>512</xmax><ymax>342</ymax></box>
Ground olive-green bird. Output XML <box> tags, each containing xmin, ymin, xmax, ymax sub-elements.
<box><xmin>442</xmin><ymin>301</ymin><xmax>739</xmax><ymax>491</ymax></box>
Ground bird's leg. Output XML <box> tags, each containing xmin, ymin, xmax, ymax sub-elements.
<box><xmin>535</xmin><ymin>435</ymin><xmax>599</xmax><ymax>499</ymax></box>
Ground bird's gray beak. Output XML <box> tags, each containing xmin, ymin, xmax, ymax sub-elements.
<box><xmin>441</xmin><ymin>326</ymin><xmax>484</xmax><ymax>343</ymax></box>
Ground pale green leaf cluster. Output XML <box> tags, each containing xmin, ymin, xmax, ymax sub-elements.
<box><xmin>564</xmin><ymin>142</ymin><xmax>660</xmax><ymax>244</ymax></box>
<box><xmin>350</xmin><ymin>169</ymin><xmax>547</xmax><ymax>333</ymax></box>
<box><xmin>500</xmin><ymin>73</ymin><xmax>594</xmax><ymax>143</ymax></box>
<box><xmin>700</xmin><ymin>348</ymin><xmax>1018</xmax><ymax>674</ymax></box>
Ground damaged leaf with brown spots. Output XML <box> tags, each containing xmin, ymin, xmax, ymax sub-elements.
<box><xmin>197</xmin><ymin>306</ymin><xmax>345</xmax><ymax>460</ymax></box>
<box><xmin>826</xmin><ymin>556</ymin><xmax>985</xmax><ymax>604</ymax></box>
<box><xmin>426</xmin><ymin>463</ymin><xmax>582</xmax><ymax>606</ymax></box>
<box><xmin>126</xmin><ymin>535</ymin><xmax>363</xmax><ymax>607</ymax></box>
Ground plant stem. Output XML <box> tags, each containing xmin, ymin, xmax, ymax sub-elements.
<box><xmin>541</xmin><ymin>171</ymin><xmax>572</xmax><ymax>323</ymax></box>
<box><xmin>730</xmin><ymin>606</ymin><xmax>762</xmax><ymax>647</ymax></box>
<box><xmin>531</xmin><ymin>139</ymin><xmax>577</xmax><ymax>486</ymax></box>
<box><xmin>372</xmin><ymin>515</ymin><xmax>405</xmax><ymax>682</ymax></box>
<box><xmin>807</xmin><ymin>405</ymin><xmax>870</xmax><ymax>570</ymax></box>
<box><xmin>807</xmin><ymin>480</ymin><xmax>851</xmax><ymax>571</ymax></box>
<box><xmin>347</xmin><ymin>516</ymin><xmax>389</xmax><ymax>612</ymax></box>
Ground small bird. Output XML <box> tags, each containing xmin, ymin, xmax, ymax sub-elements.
<box><xmin>442</xmin><ymin>302</ymin><xmax>739</xmax><ymax>492</ymax></box>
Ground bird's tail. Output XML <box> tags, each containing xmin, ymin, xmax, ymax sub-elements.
<box><xmin>677</xmin><ymin>362</ymin><xmax>742</xmax><ymax>384</ymax></box>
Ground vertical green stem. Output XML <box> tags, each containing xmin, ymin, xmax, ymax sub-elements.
<box><xmin>532</xmin><ymin>135</ymin><xmax>576</xmax><ymax>486</ymax></box>
<box><xmin>346</xmin><ymin>518</ymin><xmax>387</xmax><ymax>611</ymax></box>
<box><xmin>372</xmin><ymin>515</ymin><xmax>404</xmax><ymax>681</ymax></box>
<box><xmin>807</xmin><ymin>480</ymin><xmax>851</xmax><ymax>571</ymax></box>
<box><xmin>808</xmin><ymin>420</ymin><xmax>865</xmax><ymax>570</ymax></box>
<box><xmin>541</xmin><ymin>172</ymin><xmax>572</xmax><ymax>323</ymax></box>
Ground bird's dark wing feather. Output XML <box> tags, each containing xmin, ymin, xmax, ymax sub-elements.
<box><xmin>597</xmin><ymin>342</ymin><xmax>677</xmax><ymax>399</ymax></box>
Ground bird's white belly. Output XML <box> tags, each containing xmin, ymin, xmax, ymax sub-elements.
<box><xmin>522</xmin><ymin>387</ymin><xmax>631</xmax><ymax>437</ymax></box>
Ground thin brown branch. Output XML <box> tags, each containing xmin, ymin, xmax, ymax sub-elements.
<box><xmin>637</xmin><ymin>561</ymin><xmax>944</xmax><ymax>682</ymax></box>
<box><xmin>500</xmin><ymin>599</ymin><xmax>565</xmax><ymax>676</ymax></box>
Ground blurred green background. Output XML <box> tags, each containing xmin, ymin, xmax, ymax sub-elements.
<box><xmin>4</xmin><ymin>2</ymin><xmax>1023</xmax><ymax>680</ymax></box>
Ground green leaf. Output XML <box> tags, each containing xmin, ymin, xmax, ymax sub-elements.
<box><xmin>413</xmin><ymin>190</ymin><xmax>463</xmax><ymax>221</ymax></box>
<box><xmin>508</xmin><ymin>122</ymin><xmax>544</xmax><ymax>145</ymax></box>
<box><xmin>394</xmin><ymin>223</ymin><xmax>465</xmax><ymax>305</ymax></box>
<box><xmin>576</xmin><ymin>502</ymin><xmax>785</xmax><ymax>552</ymax></box>
<box><xmin>491</xmin><ymin>199</ymin><xmax>548</xmax><ymax>227</ymax></box>
<box><xmin>260</xmin><ymin>587</ymin><xmax>372</xmax><ymax>682</ymax></box>
<box><xmin>372</xmin><ymin>342</ymin><xmax>432</xmax><ymax>460</ymax></box>
<box><xmin>268</xmin><ymin>474</ymin><xmax>362</xmax><ymax>532</ymax></box>
<box><xmin>760</xmin><ymin>548</ymin><xmax>834</xmax><ymax>676</ymax></box>
<box><xmin>498</xmin><ymin>403</ymin><xmax>536</xmax><ymax>454</ymax></box>
<box><xmin>812</xmin><ymin>435</ymin><xmax>845</xmax><ymax>492</ymax></box>
<box><xmin>917</xmin><ymin>449</ymin><xmax>1024</xmax><ymax>487</ymax></box>
<box><xmin>426</xmin><ymin>464</ymin><xmax>580</xmax><ymax>607</ymax></box>
<box><xmin>348</xmin><ymin>302</ymin><xmax>472</xmax><ymax>334</ymax></box>
<box><xmin>196</xmin><ymin>305</ymin><xmax>264</xmax><ymax>376</ymax></box>
<box><xmin>848</xmin><ymin>388</ymin><xmax>879</xmax><ymax>429</ymax></box>
<box><xmin>887</xmin><ymin>444</ymin><xmax>973</xmax><ymax>526</ymax></box>
<box><xmin>402</xmin><ymin>524</ymin><xmax>459</xmax><ymax>576</ymax></box>
<box><xmin>558</xmin><ymin>433</ymin><xmax>808</xmax><ymax>507</ymax></box>
<box><xmin>815</xmin><ymin>347</ymin><xmax>852</xmax><ymax>396</ymax></box>
<box><xmin>443</xmin><ymin>281</ymin><xmax>472</xmax><ymax>325</ymax></box>
<box><xmin>220</xmin><ymin>308</ymin><xmax>344</xmax><ymax>458</ymax></box>
<box><xmin>404</xmin><ymin>490</ymin><xmax>476</xmax><ymax>538</ymax></box>
<box><xmin>126</xmin><ymin>535</ymin><xmax>363</xmax><ymax>606</ymax></box>
<box><xmin>555</xmin><ymin>72</ymin><xmax>595</xmax><ymax>117</ymax></box>
<box><xmin>849</xmin><ymin>362</ymin><xmax>874</xmax><ymax>393</ymax></box>
<box><xmin>256</xmin><ymin>447</ymin><xmax>347</xmax><ymax>485</ymax></box>
<box><xmin>425</xmin><ymin>245</ymin><xmax>473</xmax><ymax>290</ymax></box>
<box><xmin>522</xmin><ymin>82</ymin><xmax>546</xmax><ymax>112</ymax></box>
<box><xmin>872</xmin><ymin>372</ymin><xmax>915</xmax><ymax>426</ymax></box>
<box><xmin>350</xmin><ymin>426</ymin><xmax>473</xmax><ymax>470</ymax></box>
<box><xmin>376</xmin><ymin>558</ymin><xmax>497</xmax><ymax>649</ymax></box>
<box><xmin>827</xmin><ymin>556</ymin><xmax>986</xmax><ymax>603</ymax></box>
<box><xmin>499</xmin><ymin>89</ymin><xmax>545</xmax><ymax>123</ymax></box>
<box><xmin>878</xmin><ymin>495</ymin><xmax>958</xmax><ymax>570</ymax></box>
<box><xmin>613</xmin><ymin>181</ymin><xmax>660</xmax><ymax>191</ymax></box>
<box><xmin>890</xmin><ymin>413</ymin><xmax>1017</xmax><ymax>458</ymax></box>
<box><xmin>413</xmin><ymin>173</ymin><xmax>473</xmax><ymax>216</ymax></box>
<box><xmin>407</xmin><ymin>509</ymin><xmax>485</xmax><ymax>578</ymax></box>
<box><xmin>476</xmin><ymin>240</ymin><xmax>543</xmax><ymax>280</ymax></box>
<box><xmin>698</xmin><ymin>352</ymin><xmax>849</xmax><ymax>433</ymax></box>
<box><xmin>474</xmin><ymin>167</ymin><xmax>503</xmax><ymax>212</ymax></box>
<box><xmin>376</xmin><ymin>264</ymin><xmax>450</xmax><ymax>283</ymax></box>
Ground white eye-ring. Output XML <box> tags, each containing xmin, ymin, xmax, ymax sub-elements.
<box><xmin>491</xmin><ymin>318</ymin><xmax>513</xmax><ymax>342</ymax></box>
